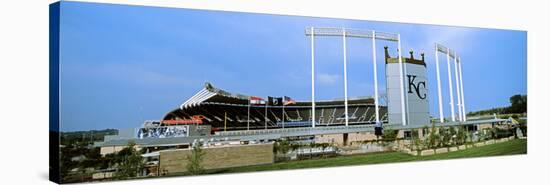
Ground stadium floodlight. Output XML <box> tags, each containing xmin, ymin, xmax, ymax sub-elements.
<box><xmin>396</xmin><ymin>34</ymin><xmax>407</xmax><ymax>126</ymax></box>
<box><xmin>435</xmin><ymin>43</ymin><xmax>466</xmax><ymax>122</ymax></box>
<box><xmin>398</xmin><ymin>34</ymin><xmax>409</xmax><ymax>126</ymax></box>
<box><xmin>458</xmin><ymin>57</ymin><xmax>467</xmax><ymax>121</ymax></box>
<box><xmin>453</xmin><ymin>51</ymin><xmax>463</xmax><ymax>121</ymax></box>
<box><xmin>305</xmin><ymin>27</ymin><xmax>399</xmax><ymax>41</ymax></box>
<box><xmin>446</xmin><ymin>47</ymin><xmax>456</xmax><ymax>122</ymax></box>
<box><xmin>371</xmin><ymin>30</ymin><xmax>380</xmax><ymax>123</ymax></box>
<box><xmin>434</xmin><ymin>44</ymin><xmax>444</xmax><ymax>123</ymax></box>
<box><xmin>342</xmin><ymin>29</ymin><xmax>349</xmax><ymax>127</ymax></box>
<box><xmin>310</xmin><ymin>27</ymin><xmax>316</xmax><ymax>128</ymax></box>
<box><xmin>306</xmin><ymin>27</ymin><xmax>406</xmax><ymax>127</ymax></box>
<box><xmin>436</xmin><ymin>44</ymin><xmax>456</xmax><ymax>58</ymax></box>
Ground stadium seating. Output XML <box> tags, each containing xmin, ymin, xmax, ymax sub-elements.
<box><xmin>162</xmin><ymin>83</ymin><xmax>388</xmax><ymax>131</ymax></box>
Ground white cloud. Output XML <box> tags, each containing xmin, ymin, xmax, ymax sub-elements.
<box><xmin>407</xmin><ymin>26</ymin><xmax>478</xmax><ymax>64</ymax></box>
<box><xmin>317</xmin><ymin>73</ymin><xmax>340</xmax><ymax>84</ymax></box>
<box><xmin>65</xmin><ymin>62</ymin><xmax>195</xmax><ymax>86</ymax></box>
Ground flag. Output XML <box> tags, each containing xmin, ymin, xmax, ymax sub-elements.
<box><xmin>268</xmin><ymin>96</ymin><xmax>283</xmax><ymax>106</ymax></box>
<box><xmin>283</xmin><ymin>96</ymin><xmax>296</xmax><ymax>105</ymax></box>
<box><xmin>249</xmin><ymin>96</ymin><xmax>266</xmax><ymax>105</ymax></box>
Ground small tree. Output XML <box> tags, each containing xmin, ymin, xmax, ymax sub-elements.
<box><xmin>274</xmin><ymin>140</ymin><xmax>291</xmax><ymax>155</ymax></box>
<box><xmin>115</xmin><ymin>142</ymin><xmax>144</xmax><ymax>179</ymax></box>
<box><xmin>479</xmin><ymin>128</ymin><xmax>495</xmax><ymax>141</ymax></box>
<box><xmin>186</xmin><ymin>143</ymin><xmax>205</xmax><ymax>175</ymax></box>
<box><xmin>448</xmin><ymin>127</ymin><xmax>457</xmax><ymax>146</ymax></box>
<box><xmin>317</xmin><ymin>143</ymin><xmax>330</xmax><ymax>158</ymax></box>
<box><xmin>456</xmin><ymin>126</ymin><xmax>466</xmax><ymax>145</ymax></box>
<box><xmin>466</xmin><ymin>132</ymin><xmax>475</xmax><ymax>146</ymax></box>
<box><xmin>426</xmin><ymin>122</ymin><xmax>439</xmax><ymax>149</ymax></box>
<box><xmin>411</xmin><ymin>129</ymin><xmax>423</xmax><ymax>151</ymax></box>
<box><xmin>380</xmin><ymin>128</ymin><xmax>398</xmax><ymax>147</ymax></box>
<box><xmin>492</xmin><ymin>127</ymin><xmax>499</xmax><ymax>139</ymax></box>
<box><xmin>290</xmin><ymin>143</ymin><xmax>300</xmax><ymax>152</ymax></box>
<box><xmin>421</xmin><ymin>125</ymin><xmax>429</xmax><ymax>138</ymax></box>
<box><xmin>440</xmin><ymin>127</ymin><xmax>452</xmax><ymax>147</ymax></box>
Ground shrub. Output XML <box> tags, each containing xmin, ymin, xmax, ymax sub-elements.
<box><xmin>186</xmin><ymin>143</ymin><xmax>205</xmax><ymax>175</ymax></box>
<box><xmin>440</xmin><ymin>127</ymin><xmax>453</xmax><ymax>147</ymax></box>
<box><xmin>456</xmin><ymin>126</ymin><xmax>467</xmax><ymax>145</ymax></box>
<box><xmin>410</xmin><ymin>129</ymin><xmax>424</xmax><ymax>151</ymax></box>
<box><xmin>115</xmin><ymin>142</ymin><xmax>144</xmax><ymax>179</ymax></box>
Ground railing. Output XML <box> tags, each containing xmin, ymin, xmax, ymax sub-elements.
<box><xmin>214</xmin><ymin>124</ymin><xmax>384</xmax><ymax>137</ymax></box>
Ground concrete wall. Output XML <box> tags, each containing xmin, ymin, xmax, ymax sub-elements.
<box><xmin>92</xmin><ymin>172</ymin><xmax>114</xmax><ymax>180</ymax></box>
<box><xmin>100</xmin><ymin>145</ymin><xmax>142</xmax><ymax>156</ymax></box>
<box><xmin>159</xmin><ymin>143</ymin><xmax>274</xmax><ymax>174</ymax></box>
<box><xmin>477</xmin><ymin>123</ymin><xmax>493</xmax><ymax>130</ymax></box>
<box><xmin>315</xmin><ymin>132</ymin><xmax>378</xmax><ymax>146</ymax></box>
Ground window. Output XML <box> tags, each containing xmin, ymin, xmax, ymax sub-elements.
<box><xmin>404</xmin><ymin>131</ymin><xmax>412</xmax><ymax>139</ymax></box>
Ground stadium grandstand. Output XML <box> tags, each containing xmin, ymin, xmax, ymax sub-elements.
<box><xmin>162</xmin><ymin>82</ymin><xmax>388</xmax><ymax>132</ymax></box>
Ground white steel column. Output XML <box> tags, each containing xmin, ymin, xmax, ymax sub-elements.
<box><xmin>403</xmin><ymin>52</ymin><xmax>410</xmax><ymax>125</ymax></box>
<box><xmin>282</xmin><ymin>104</ymin><xmax>285</xmax><ymax>129</ymax></box>
<box><xmin>247</xmin><ymin>100</ymin><xmax>250</xmax><ymax>130</ymax></box>
<box><xmin>434</xmin><ymin>44</ymin><xmax>444</xmax><ymax>123</ymax></box>
<box><xmin>371</xmin><ymin>30</ymin><xmax>380</xmax><ymax>123</ymax></box>
<box><xmin>342</xmin><ymin>28</ymin><xmax>349</xmax><ymax>126</ymax></box>
<box><xmin>446</xmin><ymin>48</ymin><xmax>456</xmax><ymax>122</ymax></box>
<box><xmin>397</xmin><ymin>34</ymin><xmax>407</xmax><ymax>126</ymax></box>
<box><xmin>453</xmin><ymin>52</ymin><xmax>462</xmax><ymax>121</ymax></box>
<box><xmin>310</xmin><ymin>27</ymin><xmax>316</xmax><ymax>128</ymax></box>
<box><xmin>458</xmin><ymin>57</ymin><xmax>466</xmax><ymax>121</ymax></box>
<box><xmin>264</xmin><ymin>103</ymin><xmax>268</xmax><ymax>130</ymax></box>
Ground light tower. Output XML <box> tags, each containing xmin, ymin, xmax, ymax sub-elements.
<box><xmin>435</xmin><ymin>43</ymin><xmax>467</xmax><ymax>122</ymax></box>
<box><xmin>305</xmin><ymin>27</ymin><xmax>405</xmax><ymax>126</ymax></box>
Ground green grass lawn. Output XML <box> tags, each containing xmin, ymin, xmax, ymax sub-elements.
<box><xmin>212</xmin><ymin>139</ymin><xmax>526</xmax><ymax>174</ymax></box>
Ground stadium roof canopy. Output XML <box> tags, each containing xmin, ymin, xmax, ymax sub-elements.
<box><xmin>179</xmin><ymin>82</ymin><xmax>375</xmax><ymax>109</ymax></box>
<box><xmin>180</xmin><ymin>82</ymin><xmax>251</xmax><ymax>109</ymax></box>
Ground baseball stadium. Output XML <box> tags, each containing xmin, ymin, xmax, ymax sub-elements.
<box><xmin>50</xmin><ymin>2</ymin><xmax>528</xmax><ymax>183</ymax></box>
<box><xmin>93</xmin><ymin>32</ymin><xmax>524</xmax><ymax>179</ymax></box>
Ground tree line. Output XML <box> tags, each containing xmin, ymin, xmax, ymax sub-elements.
<box><xmin>467</xmin><ymin>94</ymin><xmax>526</xmax><ymax>116</ymax></box>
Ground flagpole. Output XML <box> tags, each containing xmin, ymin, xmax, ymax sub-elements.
<box><xmin>247</xmin><ymin>99</ymin><xmax>250</xmax><ymax>131</ymax></box>
<box><xmin>265</xmin><ymin>102</ymin><xmax>268</xmax><ymax>130</ymax></box>
<box><xmin>282</xmin><ymin>98</ymin><xmax>285</xmax><ymax>129</ymax></box>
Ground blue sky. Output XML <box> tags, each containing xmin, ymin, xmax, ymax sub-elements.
<box><xmin>58</xmin><ymin>2</ymin><xmax>527</xmax><ymax>131</ymax></box>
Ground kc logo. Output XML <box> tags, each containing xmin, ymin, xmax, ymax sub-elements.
<box><xmin>407</xmin><ymin>75</ymin><xmax>426</xmax><ymax>100</ymax></box>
